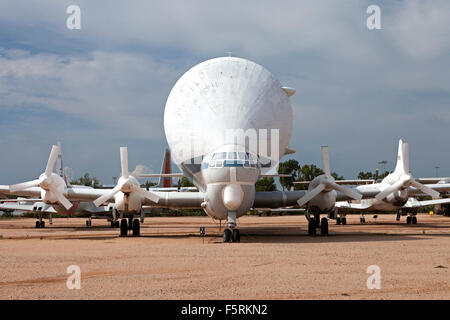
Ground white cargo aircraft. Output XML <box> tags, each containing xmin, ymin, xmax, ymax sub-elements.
<box><xmin>0</xmin><ymin>145</ymin><xmax>182</xmax><ymax>230</ymax></box>
<box><xmin>334</xmin><ymin>139</ymin><xmax>450</xmax><ymax>224</ymax></box>
<box><xmin>2</xmin><ymin>57</ymin><xmax>450</xmax><ymax>241</ymax></box>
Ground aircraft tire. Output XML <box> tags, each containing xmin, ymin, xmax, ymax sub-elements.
<box><xmin>308</xmin><ymin>218</ymin><xmax>316</xmax><ymax>235</ymax></box>
<box><xmin>40</xmin><ymin>221</ymin><xmax>45</xmax><ymax>228</ymax></box>
<box><xmin>336</xmin><ymin>218</ymin><xmax>341</xmax><ymax>225</ymax></box>
<box><xmin>132</xmin><ymin>219</ymin><xmax>140</xmax><ymax>237</ymax></box>
<box><xmin>412</xmin><ymin>216</ymin><xmax>417</xmax><ymax>224</ymax></box>
<box><xmin>320</xmin><ymin>218</ymin><xmax>328</xmax><ymax>235</ymax></box>
<box><xmin>223</xmin><ymin>229</ymin><xmax>232</xmax><ymax>242</ymax></box>
<box><xmin>232</xmin><ymin>229</ymin><xmax>240</xmax><ymax>242</ymax></box>
<box><xmin>120</xmin><ymin>219</ymin><xmax>128</xmax><ymax>237</ymax></box>
<box><xmin>406</xmin><ymin>216</ymin><xmax>411</xmax><ymax>224</ymax></box>
<box><xmin>342</xmin><ymin>217</ymin><xmax>347</xmax><ymax>225</ymax></box>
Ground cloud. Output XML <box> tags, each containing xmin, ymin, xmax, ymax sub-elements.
<box><xmin>0</xmin><ymin>0</ymin><xmax>449</xmax><ymax>183</ymax></box>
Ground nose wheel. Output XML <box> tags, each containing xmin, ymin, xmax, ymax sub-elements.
<box><xmin>223</xmin><ymin>228</ymin><xmax>240</xmax><ymax>242</ymax></box>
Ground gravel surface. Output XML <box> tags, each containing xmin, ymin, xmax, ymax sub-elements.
<box><xmin>0</xmin><ymin>214</ymin><xmax>449</xmax><ymax>299</ymax></box>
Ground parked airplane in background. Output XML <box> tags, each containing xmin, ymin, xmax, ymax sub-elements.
<box><xmin>0</xmin><ymin>145</ymin><xmax>181</xmax><ymax>229</ymax></box>
<box><xmin>2</xmin><ymin>57</ymin><xmax>450</xmax><ymax>241</ymax></box>
<box><xmin>334</xmin><ymin>140</ymin><xmax>450</xmax><ymax>224</ymax></box>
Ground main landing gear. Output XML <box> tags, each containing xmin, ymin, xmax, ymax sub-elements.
<box><xmin>406</xmin><ymin>215</ymin><xmax>417</xmax><ymax>225</ymax></box>
<box><xmin>110</xmin><ymin>220</ymin><xmax>119</xmax><ymax>228</ymax></box>
<box><xmin>223</xmin><ymin>211</ymin><xmax>240</xmax><ymax>242</ymax></box>
<box><xmin>86</xmin><ymin>217</ymin><xmax>92</xmax><ymax>227</ymax></box>
<box><xmin>35</xmin><ymin>215</ymin><xmax>45</xmax><ymax>228</ymax></box>
<box><xmin>120</xmin><ymin>216</ymin><xmax>141</xmax><ymax>237</ymax></box>
<box><xmin>307</xmin><ymin>212</ymin><xmax>329</xmax><ymax>235</ymax></box>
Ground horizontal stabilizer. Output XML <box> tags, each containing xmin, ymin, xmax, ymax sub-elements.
<box><xmin>281</xmin><ymin>86</ymin><xmax>296</xmax><ymax>97</ymax></box>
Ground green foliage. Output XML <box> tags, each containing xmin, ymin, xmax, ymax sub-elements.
<box><xmin>277</xmin><ymin>159</ymin><xmax>300</xmax><ymax>190</ymax></box>
<box><xmin>141</xmin><ymin>180</ymin><xmax>157</xmax><ymax>189</ymax></box>
<box><xmin>255</xmin><ymin>177</ymin><xmax>276</xmax><ymax>192</ymax></box>
<box><xmin>358</xmin><ymin>170</ymin><xmax>389</xmax><ymax>181</ymax></box>
<box><xmin>70</xmin><ymin>173</ymin><xmax>102</xmax><ymax>188</ymax></box>
<box><xmin>358</xmin><ymin>171</ymin><xmax>374</xmax><ymax>179</ymax></box>
<box><xmin>298</xmin><ymin>164</ymin><xmax>324</xmax><ymax>181</ymax></box>
<box><xmin>180</xmin><ymin>177</ymin><xmax>195</xmax><ymax>187</ymax></box>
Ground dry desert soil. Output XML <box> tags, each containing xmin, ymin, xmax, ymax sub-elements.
<box><xmin>0</xmin><ymin>214</ymin><xmax>449</xmax><ymax>299</ymax></box>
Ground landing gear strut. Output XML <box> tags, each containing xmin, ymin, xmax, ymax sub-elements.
<box><xmin>86</xmin><ymin>217</ymin><xmax>92</xmax><ymax>227</ymax></box>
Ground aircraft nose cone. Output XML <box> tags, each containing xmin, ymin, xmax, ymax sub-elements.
<box><xmin>222</xmin><ymin>184</ymin><xmax>244</xmax><ymax>211</ymax></box>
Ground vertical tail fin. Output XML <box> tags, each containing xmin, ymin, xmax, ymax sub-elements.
<box><xmin>393</xmin><ymin>139</ymin><xmax>409</xmax><ymax>175</ymax></box>
<box><xmin>156</xmin><ymin>149</ymin><xmax>172</xmax><ymax>188</ymax></box>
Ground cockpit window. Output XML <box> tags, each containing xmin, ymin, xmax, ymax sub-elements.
<box><xmin>228</xmin><ymin>152</ymin><xmax>237</xmax><ymax>160</ymax></box>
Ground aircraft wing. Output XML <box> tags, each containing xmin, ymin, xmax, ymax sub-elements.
<box><xmin>0</xmin><ymin>185</ymin><xmax>113</xmax><ymax>202</ymax></box>
<box><xmin>335</xmin><ymin>201</ymin><xmax>372</xmax><ymax>210</ymax></box>
<box><xmin>0</xmin><ymin>202</ymin><xmax>56</xmax><ymax>213</ymax></box>
<box><xmin>295</xmin><ymin>179</ymin><xmax>375</xmax><ymax>186</ymax></box>
<box><xmin>402</xmin><ymin>197</ymin><xmax>450</xmax><ymax>209</ymax></box>
<box><xmin>142</xmin><ymin>191</ymin><xmax>206</xmax><ymax>208</ymax></box>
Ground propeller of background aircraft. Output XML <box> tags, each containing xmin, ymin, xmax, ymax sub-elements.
<box><xmin>297</xmin><ymin>146</ymin><xmax>362</xmax><ymax>206</ymax></box>
<box><xmin>93</xmin><ymin>147</ymin><xmax>160</xmax><ymax>207</ymax></box>
<box><xmin>375</xmin><ymin>142</ymin><xmax>440</xmax><ymax>201</ymax></box>
<box><xmin>9</xmin><ymin>145</ymin><xmax>73</xmax><ymax>210</ymax></box>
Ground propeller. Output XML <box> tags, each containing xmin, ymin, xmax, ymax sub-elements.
<box><xmin>93</xmin><ymin>147</ymin><xmax>160</xmax><ymax>207</ymax></box>
<box><xmin>9</xmin><ymin>145</ymin><xmax>73</xmax><ymax>210</ymax></box>
<box><xmin>375</xmin><ymin>142</ymin><xmax>439</xmax><ymax>201</ymax></box>
<box><xmin>297</xmin><ymin>146</ymin><xmax>362</xmax><ymax>207</ymax></box>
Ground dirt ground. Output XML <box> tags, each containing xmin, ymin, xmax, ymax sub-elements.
<box><xmin>0</xmin><ymin>213</ymin><xmax>449</xmax><ymax>300</ymax></box>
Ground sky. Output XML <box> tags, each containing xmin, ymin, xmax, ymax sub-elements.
<box><xmin>0</xmin><ymin>0</ymin><xmax>449</xmax><ymax>185</ymax></box>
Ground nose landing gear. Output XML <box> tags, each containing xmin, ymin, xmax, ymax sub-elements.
<box><xmin>223</xmin><ymin>211</ymin><xmax>240</xmax><ymax>242</ymax></box>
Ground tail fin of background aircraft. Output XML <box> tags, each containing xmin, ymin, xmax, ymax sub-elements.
<box><xmin>156</xmin><ymin>149</ymin><xmax>172</xmax><ymax>188</ymax></box>
<box><xmin>56</xmin><ymin>141</ymin><xmax>72</xmax><ymax>188</ymax></box>
<box><xmin>393</xmin><ymin>139</ymin><xmax>410</xmax><ymax>175</ymax></box>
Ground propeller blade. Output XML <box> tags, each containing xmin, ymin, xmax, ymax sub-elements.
<box><xmin>329</xmin><ymin>182</ymin><xmax>362</xmax><ymax>201</ymax></box>
<box><xmin>120</xmin><ymin>147</ymin><xmax>129</xmax><ymax>179</ymax></box>
<box><xmin>409</xmin><ymin>179</ymin><xmax>440</xmax><ymax>199</ymax></box>
<box><xmin>93</xmin><ymin>184</ymin><xmax>122</xmax><ymax>207</ymax></box>
<box><xmin>53</xmin><ymin>190</ymin><xmax>73</xmax><ymax>210</ymax></box>
<box><xmin>297</xmin><ymin>183</ymin><xmax>326</xmax><ymax>207</ymax></box>
<box><xmin>402</xmin><ymin>142</ymin><xmax>409</xmax><ymax>174</ymax></box>
<box><xmin>375</xmin><ymin>179</ymin><xmax>405</xmax><ymax>201</ymax></box>
<box><xmin>9</xmin><ymin>179</ymin><xmax>41</xmax><ymax>192</ymax></box>
<box><xmin>130</xmin><ymin>185</ymin><xmax>160</xmax><ymax>203</ymax></box>
<box><xmin>45</xmin><ymin>145</ymin><xmax>60</xmax><ymax>177</ymax></box>
<box><xmin>321</xmin><ymin>146</ymin><xmax>331</xmax><ymax>176</ymax></box>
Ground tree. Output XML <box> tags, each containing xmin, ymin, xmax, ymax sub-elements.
<box><xmin>141</xmin><ymin>180</ymin><xmax>157</xmax><ymax>189</ymax></box>
<box><xmin>70</xmin><ymin>173</ymin><xmax>102</xmax><ymax>188</ymax></box>
<box><xmin>358</xmin><ymin>171</ymin><xmax>374</xmax><ymax>180</ymax></box>
<box><xmin>255</xmin><ymin>177</ymin><xmax>276</xmax><ymax>192</ymax></box>
<box><xmin>180</xmin><ymin>177</ymin><xmax>194</xmax><ymax>188</ymax></box>
<box><xmin>298</xmin><ymin>164</ymin><xmax>324</xmax><ymax>182</ymax></box>
<box><xmin>331</xmin><ymin>172</ymin><xmax>344</xmax><ymax>180</ymax></box>
<box><xmin>277</xmin><ymin>159</ymin><xmax>300</xmax><ymax>190</ymax></box>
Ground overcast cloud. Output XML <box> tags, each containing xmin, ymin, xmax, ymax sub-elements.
<box><xmin>0</xmin><ymin>0</ymin><xmax>449</xmax><ymax>184</ymax></box>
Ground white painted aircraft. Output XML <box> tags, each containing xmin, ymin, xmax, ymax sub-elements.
<box><xmin>2</xmin><ymin>57</ymin><xmax>450</xmax><ymax>241</ymax></box>
<box><xmin>334</xmin><ymin>139</ymin><xmax>450</xmax><ymax>224</ymax></box>
<box><xmin>0</xmin><ymin>145</ymin><xmax>181</xmax><ymax>229</ymax></box>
